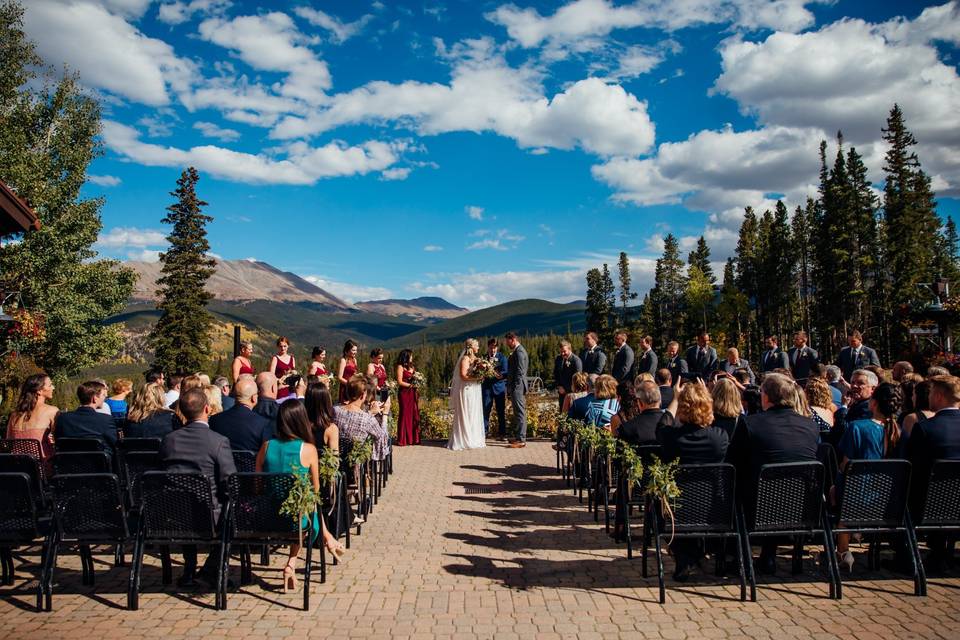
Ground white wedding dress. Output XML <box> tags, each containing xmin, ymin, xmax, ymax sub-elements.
<box><xmin>447</xmin><ymin>354</ymin><xmax>486</xmax><ymax>451</ymax></box>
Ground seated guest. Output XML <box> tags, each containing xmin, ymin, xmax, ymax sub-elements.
<box><xmin>927</xmin><ymin>365</ymin><xmax>950</xmax><ymax>378</ymax></box>
<box><xmin>901</xmin><ymin>380</ymin><xmax>934</xmax><ymax>440</ymax></box>
<box><xmin>865</xmin><ymin>365</ymin><xmax>888</xmax><ymax>384</ymax></box>
<box><xmin>818</xmin><ymin>364</ymin><xmax>844</xmax><ymax>408</ymax></box>
<box><xmin>655</xmin><ymin>368</ymin><xmax>673</xmax><ymax>409</ymax></box>
<box><xmin>213</xmin><ymin>376</ymin><xmax>234</xmax><ymax>411</ymax></box>
<box><xmin>727</xmin><ymin>373</ymin><xmax>819</xmax><ymax>574</ymax></box>
<box><xmin>657</xmin><ymin>379</ymin><xmax>730</xmax><ymax>579</ymax></box>
<box><xmin>105</xmin><ymin>378</ymin><xmax>132</xmax><ymax>422</ymax></box>
<box><xmin>334</xmin><ymin>377</ymin><xmax>390</xmax><ymax>461</ymax></box>
<box><xmin>55</xmin><ymin>380</ymin><xmax>118</xmax><ymax>456</ymax></box>
<box><xmin>4</xmin><ymin>373</ymin><xmax>59</xmax><ymax>472</ymax></box>
<box><xmin>609</xmin><ymin>381</ymin><xmax>639</xmax><ymax>435</ymax></box>
<box><xmin>841</xmin><ymin>370</ymin><xmax>877</xmax><ymax>439</ymax></box>
<box><xmin>717</xmin><ymin>348</ymin><xmax>755</xmax><ymax>385</ymax></box>
<box><xmin>711</xmin><ymin>377</ymin><xmax>743</xmax><ymax>439</ymax></box>
<box><xmin>742</xmin><ymin>385</ymin><xmax>762</xmax><ymax>415</ymax></box>
<box><xmin>209</xmin><ymin>377</ymin><xmax>271</xmax><ymax>452</ymax></box>
<box><xmin>253</xmin><ymin>372</ymin><xmax>279</xmax><ymax>436</ymax></box>
<box><xmin>804</xmin><ymin>377</ymin><xmax>835</xmax><ymax>435</ymax></box>
<box><xmin>164</xmin><ymin>373</ymin><xmax>183</xmax><ymax>408</ymax></box>
<box><xmin>585</xmin><ymin>374</ymin><xmax>620</xmax><ymax>428</ymax></box>
<box><xmin>568</xmin><ymin>377</ymin><xmax>595</xmax><ymax>422</ymax></box>
<box><xmin>256</xmin><ymin>400</ymin><xmax>345</xmax><ymax>591</ymax></box>
<box><xmin>277</xmin><ymin>374</ymin><xmax>306</xmax><ymax>404</ymax></box>
<box><xmin>145</xmin><ymin>369</ymin><xmax>164</xmax><ymax>386</ymax></box>
<box><xmin>833</xmin><ymin>382</ymin><xmax>902</xmax><ymax>572</ymax></box>
<box><xmin>93</xmin><ymin>378</ymin><xmax>112</xmax><ymax>416</ymax></box>
<box><xmin>304</xmin><ymin>382</ymin><xmax>339</xmax><ymax>453</ymax></box>
<box><xmin>892</xmin><ymin>361</ymin><xmax>914</xmax><ymax>383</ymax></box>
<box><xmin>613</xmin><ymin>381</ymin><xmax>662</xmax><ymax>446</ymax></box>
<box><xmin>561</xmin><ymin>372</ymin><xmax>589</xmax><ymax>415</ymax></box>
<box><xmin>907</xmin><ymin>375</ymin><xmax>960</xmax><ymax>568</ymax></box>
<box><xmin>159</xmin><ymin>389</ymin><xmax>236</xmax><ymax>587</ymax></box>
<box><xmin>204</xmin><ymin>384</ymin><xmax>223</xmax><ymax>417</ymax></box>
<box><xmin>125</xmin><ymin>382</ymin><xmax>179</xmax><ymax>438</ymax></box>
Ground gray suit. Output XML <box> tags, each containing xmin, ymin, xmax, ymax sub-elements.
<box><xmin>636</xmin><ymin>348</ymin><xmax>658</xmax><ymax>378</ymax></box>
<box><xmin>761</xmin><ymin>348</ymin><xmax>790</xmax><ymax>373</ymax></box>
<box><xmin>612</xmin><ymin>344</ymin><xmax>635</xmax><ymax>383</ymax></box>
<box><xmin>508</xmin><ymin>344</ymin><xmax>529</xmax><ymax>441</ymax></box>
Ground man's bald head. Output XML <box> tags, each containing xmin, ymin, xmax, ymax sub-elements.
<box><xmin>234</xmin><ymin>377</ymin><xmax>258</xmax><ymax>407</ymax></box>
<box><xmin>256</xmin><ymin>371</ymin><xmax>277</xmax><ymax>400</ymax></box>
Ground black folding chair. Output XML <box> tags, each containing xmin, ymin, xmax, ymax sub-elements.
<box><xmin>339</xmin><ymin>441</ymin><xmax>368</xmax><ymax>534</ymax></box>
<box><xmin>46</xmin><ymin>474</ymin><xmax>137</xmax><ymax>611</ymax></box>
<box><xmin>740</xmin><ymin>461</ymin><xmax>838</xmax><ymax>601</ymax></box>
<box><xmin>117</xmin><ymin>438</ymin><xmax>162</xmax><ymax>454</ymax></box>
<box><xmin>622</xmin><ymin>444</ymin><xmax>662</xmax><ymax>560</ymax></box>
<box><xmin>817</xmin><ymin>443</ymin><xmax>839</xmax><ymax>498</ymax></box>
<box><xmin>914</xmin><ymin>459</ymin><xmax>960</xmax><ymax>590</ymax></box>
<box><xmin>643</xmin><ymin>463</ymin><xmax>747</xmax><ymax>603</ymax></box>
<box><xmin>121</xmin><ymin>451</ymin><xmax>162</xmax><ymax>509</ymax></box>
<box><xmin>0</xmin><ymin>472</ymin><xmax>53</xmax><ymax>610</ymax></box>
<box><xmin>232</xmin><ymin>450</ymin><xmax>257</xmax><ymax>473</ymax></box>
<box><xmin>227</xmin><ymin>473</ymin><xmax>321</xmax><ymax>610</ymax></box>
<box><xmin>130</xmin><ymin>472</ymin><xmax>229</xmax><ymax>610</ymax></box>
<box><xmin>54</xmin><ymin>438</ymin><xmax>105</xmax><ymax>453</ymax></box>
<box><xmin>0</xmin><ymin>453</ymin><xmax>48</xmax><ymax>510</ymax></box>
<box><xmin>831</xmin><ymin>459</ymin><xmax>923</xmax><ymax>598</ymax></box>
<box><xmin>51</xmin><ymin>452</ymin><xmax>111</xmax><ymax>477</ymax></box>
<box><xmin>596</xmin><ymin>448</ymin><xmax>621</xmax><ymax>531</ymax></box>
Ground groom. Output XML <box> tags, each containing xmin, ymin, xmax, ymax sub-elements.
<box><xmin>505</xmin><ymin>331</ymin><xmax>529</xmax><ymax>448</ymax></box>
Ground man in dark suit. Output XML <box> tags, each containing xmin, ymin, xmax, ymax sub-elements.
<box><xmin>655</xmin><ymin>368</ymin><xmax>674</xmax><ymax>409</ymax></box>
<box><xmin>788</xmin><ymin>331</ymin><xmax>819</xmax><ymax>383</ymax></box>
<box><xmin>160</xmin><ymin>388</ymin><xmax>237</xmax><ymax>587</ymax></box>
<box><xmin>210</xmin><ymin>378</ymin><xmax>270</xmax><ymax>452</ymax></box>
<box><xmin>685</xmin><ymin>332</ymin><xmax>718</xmax><ymax>378</ymax></box>
<box><xmin>907</xmin><ymin>375</ymin><xmax>960</xmax><ymax>517</ymax></box>
<box><xmin>611</xmin><ymin>331</ymin><xmax>635</xmax><ymax>384</ymax></box>
<box><xmin>552</xmin><ymin>339</ymin><xmax>582</xmax><ymax>412</ymax></box>
<box><xmin>635</xmin><ymin>335</ymin><xmax>658</xmax><ymax>378</ymax></box>
<box><xmin>617</xmin><ymin>381</ymin><xmax>663</xmax><ymax>445</ymax></box>
<box><xmin>760</xmin><ymin>335</ymin><xmax>790</xmax><ymax>374</ymax></box>
<box><xmin>836</xmin><ymin>330</ymin><xmax>880</xmax><ymax>382</ymax></box>
<box><xmin>55</xmin><ymin>380</ymin><xmax>118</xmax><ymax>456</ymax></box>
<box><xmin>664</xmin><ymin>341</ymin><xmax>688</xmax><ymax>383</ymax></box>
<box><xmin>844</xmin><ymin>369</ymin><xmax>876</xmax><ymax>423</ymax></box>
<box><xmin>253</xmin><ymin>371</ymin><xmax>279</xmax><ymax>439</ymax></box>
<box><xmin>506</xmin><ymin>332</ymin><xmax>529</xmax><ymax>448</ymax></box>
<box><xmin>581</xmin><ymin>331</ymin><xmax>607</xmax><ymax>382</ymax></box>
<box><xmin>716</xmin><ymin>347</ymin><xmax>756</xmax><ymax>385</ymax></box>
<box><xmin>483</xmin><ymin>338</ymin><xmax>510</xmax><ymax>438</ymax></box>
<box><xmin>727</xmin><ymin>372</ymin><xmax>819</xmax><ymax>574</ymax></box>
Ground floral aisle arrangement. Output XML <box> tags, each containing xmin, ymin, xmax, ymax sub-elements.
<box><xmin>280</xmin><ymin>468</ymin><xmax>321</xmax><ymax>545</ymax></box>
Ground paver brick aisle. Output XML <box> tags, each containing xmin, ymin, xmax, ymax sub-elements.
<box><xmin>2</xmin><ymin>441</ymin><xmax>960</xmax><ymax>639</ymax></box>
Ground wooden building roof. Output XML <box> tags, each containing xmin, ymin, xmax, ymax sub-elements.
<box><xmin>0</xmin><ymin>180</ymin><xmax>40</xmax><ymax>237</ymax></box>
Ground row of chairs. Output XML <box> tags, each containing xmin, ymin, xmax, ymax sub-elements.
<box><xmin>556</xmin><ymin>430</ymin><xmax>960</xmax><ymax>603</ymax></box>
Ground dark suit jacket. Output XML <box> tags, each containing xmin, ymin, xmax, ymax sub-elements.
<box><xmin>160</xmin><ymin>420</ymin><xmax>237</xmax><ymax>517</ymax></box>
<box><xmin>727</xmin><ymin>406</ymin><xmax>819</xmax><ymax>507</ymax></box>
<box><xmin>210</xmin><ymin>404</ymin><xmax>272</xmax><ymax>453</ymax></box>
<box><xmin>553</xmin><ymin>353</ymin><xmax>582</xmax><ymax>393</ymax></box>
<box><xmin>125</xmin><ymin>410</ymin><xmax>179</xmax><ymax>439</ymax></box>
<box><xmin>760</xmin><ymin>348</ymin><xmax>790</xmax><ymax>373</ymax></box>
<box><xmin>658</xmin><ymin>385</ymin><xmax>674</xmax><ymax>409</ymax></box>
<box><xmin>617</xmin><ymin>408</ymin><xmax>662</xmax><ymax>447</ymax></box>
<box><xmin>684</xmin><ymin>345</ymin><xmax>718</xmax><ymax>377</ymax></box>
<box><xmin>581</xmin><ymin>346</ymin><xmax>607</xmax><ymax>377</ymax></box>
<box><xmin>252</xmin><ymin>397</ymin><xmax>279</xmax><ymax>440</ymax></box>
<box><xmin>657</xmin><ymin>412</ymin><xmax>729</xmax><ymax>465</ymax></box>
<box><xmin>788</xmin><ymin>346</ymin><xmax>819</xmax><ymax>381</ymax></box>
<box><xmin>55</xmin><ymin>406</ymin><xmax>119</xmax><ymax>455</ymax></box>
<box><xmin>221</xmin><ymin>395</ymin><xmax>236</xmax><ymax>411</ymax></box>
<box><xmin>612</xmin><ymin>344</ymin><xmax>635</xmax><ymax>383</ymax></box>
<box><xmin>664</xmin><ymin>355</ymin><xmax>687</xmax><ymax>384</ymax></box>
<box><xmin>837</xmin><ymin>345</ymin><xmax>880</xmax><ymax>381</ymax></box>
<box><xmin>716</xmin><ymin>358</ymin><xmax>755</xmax><ymax>384</ymax></box>
<box><xmin>483</xmin><ymin>351</ymin><xmax>509</xmax><ymax>395</ymax></box>
<box><xmin>907</xmin><ymin>408</ymin><xmax>960</xmax><ymax>515</ymax></box>
<box><xmin>636</xmin><ymin>348</ymin><xmax>658</xmax><ymax>378</ymax></box>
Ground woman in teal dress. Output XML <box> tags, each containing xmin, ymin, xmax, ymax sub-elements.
<box><xmin>256</xmin><ymin>400</ymin><xmax>346</xmax><ymax>593</ymax></box>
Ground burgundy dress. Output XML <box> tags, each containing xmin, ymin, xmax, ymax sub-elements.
<box><xmin>396</xmin><ymin>368</ymin><xmax>420</xmax><ymax>446</ymax></box>
<box><xmin>237</xmin><ymin>358</ymin><xmax>255</xmax><ymax>377</ymax></box>
<box><xmin>274</xmin><ymin>355</ymin><xmax>295</xmax><ymax>399</ymax></box>
<box><xmin>338</xmin><ymin>359</ymin><xmax>358</xmax><ymax>404</ymax></box>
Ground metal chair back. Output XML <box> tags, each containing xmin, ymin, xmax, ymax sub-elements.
<box><xmin>140</xmin><ymin>472</ymin><xmax>218</xmax><ymax>541</ymax></box>
<box><xmin>50</xmin><ymin>473</ymin><xmax>129</xmax><ymax>541</ymax></box>
<box><xmin>918</xmin><ymin>459</ymin><xmax>960</xmax><ymax>528</ymax></box>
<box><xmin>0</xmin><ymin>472</ymin><xmax>41</xmax><ymax>542</ymax></box>
<box><xmin>51</xmin><ymin>452</ymin><xmax>111</xmax><ymax>477</ymax></box>
<box><xmin>671</xmin><ymin>463</ymin><xmax>738</xmax><ymax>534</ymax></box>
<box><xmin>751</xmin><ymin>461</ymin><xmax>825</xmax><ymax>532</ymax></box>
<box><xmin>232</xmin><ymin>450</ymin><xmax>257</xmax><ymax>473</ymax></box>
<box><xmin>55</xmin><ymin>438</ymin><xmax>105</xmax><ymax>453</ymax></box>
<box><xmin>838</xmin><ymin>459</ymin><xmax>911</xmax><ymax>529</ymax></box>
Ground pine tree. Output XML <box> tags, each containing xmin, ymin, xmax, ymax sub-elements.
<box><xmin>734</xmin><ymin>208</ymin><xmax>760</xmax><ymax>356</ymax></box>
<box><xmin>791</xmin><ymin>199</ymin><xmax>816</xmax><ymax>337</ymax></box>
<box><xmin>149</xmin><ymin>167</ymin><xmax>216</xmax><ymax>373</ymax></box>
<box><xmin>0</xmin><ymin>1</ymin><xmax>135</xmax><ymax>378</ymax></box>
<box><xmin>617</xmin><ymin>251</ymin><xmax>637</xmax><ymax>327</ymax></box>
<box><xmin>649</xmin><ymin>234</ymin><xmax>687</xmax><ymax>345</ymax></box>
<box><xmin>600</xmin><ymin>263</ymin><xmax>617</xmax><ymax>346</ymax></box>
<box><xmin>687</xmin><ymin>236</ymin><xmax>716</xmax><ymax>285</ymax></box>
<box><xmin>585</xmin><ymin>268</ymin><xmax>607</xmax><ymax>334</ymax></box>
<box><xmin>717</xmin><ymin>258</ymin><xmax>748</xmax><ymax>348</ymax></box>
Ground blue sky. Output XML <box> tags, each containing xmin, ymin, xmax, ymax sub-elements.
<box><xmin>22</xmin><ymin>1</ymin><xmax>960</xmax><ymax>308</ymax></box>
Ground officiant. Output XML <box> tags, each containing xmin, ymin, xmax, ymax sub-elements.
<box><xmin>482</xmin><ymin>338</ymin><xmax>509</xmax><ymax>439</ymax></box>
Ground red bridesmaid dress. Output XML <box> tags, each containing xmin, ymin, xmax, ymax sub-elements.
<box><xmin>396</xmin><ymin>367</ymin><xmax>420</xmax><ymax>446</ymax></box>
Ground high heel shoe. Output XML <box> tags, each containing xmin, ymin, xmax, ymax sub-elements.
<box><xmin>282</xmin><ymin>562</ymin><xmax>298</xmax><ymax>593</ymax></box>
<box><xmin>325</xmin><ymin>539</ymin><xmax>347</xmax><ymax>560</ymax></box>
<box><xmin>838</xmin><ymin>550</ymin><xmax>854</xmax><ymax>573</ymax></box>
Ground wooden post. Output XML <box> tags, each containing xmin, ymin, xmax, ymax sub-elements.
<box><xmin>233</xmin><ymin>325</ymin><xmax>241</xmax><ymax>360</ymax></box>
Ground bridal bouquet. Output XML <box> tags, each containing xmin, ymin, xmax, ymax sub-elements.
<box><xmin>469</xmin><ymin>357</ymin><xmax>498</xmax><ymax>380</ymax></box>
<box><xmin>410</xmin><ymin>372</ymin><xmax>426</xmax><ymax>389</ymax></box>
<box><xmin>316</xmin><ymin>374</ymin><xmax>335</xmax><ymax>388</ymax></box>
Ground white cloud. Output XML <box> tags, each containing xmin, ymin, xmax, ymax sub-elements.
<box><xmin>157</xmin><ymin>0</ymin><xmax>231</xmax><ymax>25</ymax></box>
<box><xmin>302</xmin><ymin>275</ymin><xmax>391</xmax><ymax>303</ymax></box>
<box><xmin>466</xmin><ymin>229</ymin><xmax>525</xmax><ymax>251</ymax></box>
<box><xmin>466</xmin><ymin>205</ymin><xmax>484</xmax><ymax>220</ymax></box>
<box><xmin>96</xmin><ymin>226</ymin><xmax>167</xmax><ymax>249</ymax></box>
<box><xmin>603</xmin><ymin>45</ymin><xmax>666</xmax><ymax>80</ymax></box>
<box><xmin>193</xmin><ymin>121</ymin><xmax>241</xmax><ymax>142</ymax></box>
<box><xmin>138</xmin><ymin>114</ymin><xmax>176</xmax><ymax>138</ymax></box>
<box><xmin>293</xmin><ymin>7</ymin><xmax>374</xmax><ymax>43</ymax></box>
<box><xmin>410</xmin><ymin>269</ymin><xmax>586</xmax><ymax>307</ymax></box>
<box><xmin>128</xmin><ymin>249</ymin><xmax>162</xmax><ymax>262</ymax></box>
<box><xmin>380</xmin><ymin>167</ymin><xmax>411</xmax><ymax>181</ymax></box>
<box><xmin>423</xmin><ymin>245</ymin><xmax>443</xmax><ymax>252</ymax></box>
<box><xmin>103</xmin><ymin>120</ymin><xmax>406</xmax><ymax>185</ymax></box>
<box><xmin>198</xmin><ymin>12</ymin><xmax>331</xmax><ymax>104</ymax></box>
<box><xmin>24</xmin><ymin>1</ymin><xmax>197</xmax><ymax>107</ymax></box>
<box><xmin>88</xmin><ymin>174</ymin><xmax>122</xmax><ymax>187</ymax></box>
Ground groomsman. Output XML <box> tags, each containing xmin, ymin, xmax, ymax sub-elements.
<box><xmin>761</xmin><ymin>335</ymin><xmax>790</xmax><ymax>373</ymax></box>
<box><xmin>581</xmin><ymin>332</ymin><xmax>607</xmax><ymax>382</ymax></box>
<box><xmin>685</xmin><ymin>332</ymin><xmax>718</xmax><ymax>378</ymax></box>
<box><xmin>482</xmin><ymin>338</ymin><xmax>509</xmax><ymax>438</ymax></box>
<box><xmin>611</xmin><ymin>332</ymin><xmax>635</xmax><ymax>383</ymax></box>
<box><xmin>505</xmin><ymin>332</ymin><xmax>529</xmax><ymax>448</ymax></box>
<box><xmin>552</xmin><ymin>340</ymin><xmax>582</xmax><ymax>412</ymax></box>
<box><xmin>636</xmin><ymin>335</ymin><xmax>658</xmax><ymax>378</ymax></box>
<box><xmin>664</xmin><ymin>341</ymin><xmax>688</xmax><ymax>382</ymax></box>
<box><xmin>788</xmin><ymin>331</ymin><xmax>819</xmax><ymax>383</ymax></box>
<box><xmin>837</xmin><ymin>330</ymin><xmax>881</xmax><ymax>381</ymax></box>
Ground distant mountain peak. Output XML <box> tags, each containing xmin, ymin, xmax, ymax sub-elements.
<box><xmin>354</xmin><ymin>296</ymin><xmax>468</xmax><ymax>320</ymax></box>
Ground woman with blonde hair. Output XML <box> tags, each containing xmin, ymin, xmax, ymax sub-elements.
<box><xmin>584</xmin><ymin>374</ymin><xmax>620</xmax><ymax>428</ymax></box>
<box><xmin>804</xmin><ymin>377</ymin><xmax>835</xmax><ymax>432</ymax></box>
<box><xmin>562</xmin><ymin>372</ymin><xmax>590</xmax><ymax>414</ymax></box>
<box><xmin>204</xmin><ymin>384</ymin><xmax>224</xmax><ymax>416</ymax></box>
<box><xmin>232</xmin><ymin>340</ymin><xmax>255</xmax><ymax>384</ymax></box>
<box><xmin>711</xmin><ymin>377</ymin><xmax>743</xmax><ymax>438</ymax></box>
<box><xmin>126</xmin><ymin>382</ymin><xmax>179</xmax><ymax>437</ymax></box>
<box><xmin>447</xmin><ymin>338</ymin><xmax>485</xmax><ymax>450</ymax></box>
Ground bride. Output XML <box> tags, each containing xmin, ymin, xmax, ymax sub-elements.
<box><xmin>447</xmin><ymin>338</ymin><xmax>486</xmax><ymax>451</ymax></box>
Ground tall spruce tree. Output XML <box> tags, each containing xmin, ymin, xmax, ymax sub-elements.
<box><xmin>149</xmin><ymin>167</ymin><xmax>216</xmax><ymax>373</ymax></box>
<box><xmin>0</xmin><ymin>1</ymin><xmax>135</xmax><ymax>378</ymax></box>
<box><xmin>649</xmin><ymin>234</ymin><xmax>687</xmax><ymax>345</ymax></box>
<box><xmin>687</xmin><ymin>236</ymin><xmax>716</xmax><ymax>285</ymax></box>
<box><xmin>791</xmin><ymin>199</ymin><xmax>816</xmax><ymax>337</ymax></box>
<box><xmin>617</xmin><ymin>251</ymin><xmax>637</xmax><ymax>327</ymax></box>
<box><xmin>717</xmin><ymin>258</ymin><xmax>748</xmax><ymax>348</ymax></box>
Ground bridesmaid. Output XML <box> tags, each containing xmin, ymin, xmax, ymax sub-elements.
<box><xmin>270</xmin><ymin>336</ymin><xmax>296</xmax><ymax>399</ymax></box>
<box><xmin>308</xmin><ymin>346</ymin><xmax>328</xmax><ymax>377</ymax></box>
<box><xmin>366</xmin><ymin>348</ymin><xmax>391</xmax><ymax>415</ymax></box>
<box><xmin>395</xmin><ymin>349</ymin><xmax>421</xmax><ymax>446</ymax></box>
<box><xmin>232</xmin><ymin>341</ymin><xmax>255</xmax><ymax>384</ymax></box>
<box><xmin>337</xmin><ymin>339</ymin><xmax>359</xmax><ymax>404</ymax></box>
